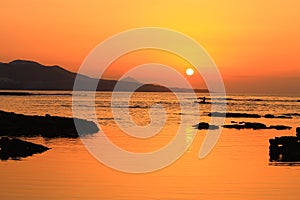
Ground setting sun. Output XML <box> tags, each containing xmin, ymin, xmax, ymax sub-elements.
<box><xmin>185</xmin><ymin>68</ymin><xmax>194</xmax><ymax>76</ymax></box>
<box><xmin>1</xmin><ymin>1</ymin><xmax>300</xmax><ymax>200</ymax></box>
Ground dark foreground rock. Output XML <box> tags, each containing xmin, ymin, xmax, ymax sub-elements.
<box><xmin>223</xmin><ymin>122</ymin><xmax>292</xmax><ymax>130</ymax></box>
<box><xmin>0</xmin><ymin>137</ymin><xmax>50</xmax><ymax>160</ymax></box>
<box><xmin>0</xmin><ymin>110</ymin><xmax>99</xmax><ymax>138</ymax></box>
<box><xmin>193</xmin><ymin>122</ymin><xmax>219</xmax><ymax>130</ymax></box>
<box><xmin>269</xmin><ymin>128</ymin><xmax>300</xmax><ymax>162</ymax></box>
<box><xmin>208</xmin><ymin>112</ymin><xmax>261</xmax><ymax>118</ymax></box>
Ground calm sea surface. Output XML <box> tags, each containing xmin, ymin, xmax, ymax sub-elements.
<box><xmin>1</xmin><ymin>91</ymin><xmax>300</xmax><ymax>200</ymax></box>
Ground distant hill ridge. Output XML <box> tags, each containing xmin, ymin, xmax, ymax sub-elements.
<box><xmin>0</xmin><ymin>60</ymin><xmax>209</xmax><ymax>92</ymax></box>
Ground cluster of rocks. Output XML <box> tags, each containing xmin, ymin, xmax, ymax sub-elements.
<box><xmin>193</xmin><ymin>122</ymin><xmax>219</xmax><ymax>130</ymax></box>
<box><xmin>208</xmin><ymin>112</ymin><xmax>292</xmax><ymax>119</ymax></box>
<box><xmin>0</xmin><ymin>109</ymin><xmax>101</xmax><ymax>161</ymax></box>
<box><xmin>269</xmin><ymin>128</ymin><xmax>300</xmax><ymax>162</ymax></box>
<box><xmin>0</xmin><ymin>110</ymin><xmax>99</xmax><ymax>138</ymax></box>
<box><xmin>223</xmin><ymin>122</ymin><xmax>291</xmax><ymax>130</ymax></box>
<box><xmin>194</xmin><ymin>122</ymin><xmax>291</xmax><ymax>131</ymax></box>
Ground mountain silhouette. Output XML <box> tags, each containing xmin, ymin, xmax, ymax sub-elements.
<box><xmin>0</xmin><ymin>60</ymin><xmax>208</xmax><ymax>92</ymax></box>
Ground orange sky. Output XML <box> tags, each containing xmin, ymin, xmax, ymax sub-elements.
<box><xmin>1</xmin><ymin>0</ymin><xmax>300</xmax><ymax>94</ymax></box>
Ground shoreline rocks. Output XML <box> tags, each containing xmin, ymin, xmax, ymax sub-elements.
<box><xmin>223</xmin><ymin>122</ymin><xmax>291</xmax><ymax>130</ymax></box>
<box><xmin>0</xmin><ymin>137</ymin><xmax>50</xmax><ymax>160</ymax></box>
<box><xmin>0</xmin><ymin>110</ymin><xmax>99</xmax><ymax>138</ymax></box>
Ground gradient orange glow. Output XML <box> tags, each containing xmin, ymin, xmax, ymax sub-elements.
<box><xmin>0</xmin><ymin>0</ymin><xmax>300</xmax><ymax>94</ymax></box>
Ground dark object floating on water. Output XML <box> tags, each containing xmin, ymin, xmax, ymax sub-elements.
<box><xmin>223</xmin><ymin>122</ymin><xmax>292</xmax><ymax>130</ymax></box>
<box><xmin>0</xmin><ymin>110</ymin><xmax>99</xmax><ymax>138</ymax></box>
<box><xmin>269</xmin><ymin>127</ymin><xmax>300</xmax><ymax>162</ymax></box>
<box><xmin>193</xmin><ymin>122</ymin><xmax>219</xmax><ymax>130</ymax></box>
<box><xmin>195</xmin><ymin>101</ymin><xmax>211</xmax><ymax>104</ymax></box>
<box><xmin>264</xmin><ymin>114</ymin><xmax>292</xmax><ymax>119</ymax></box>
<box><xmin>0</xmin><ymin>137</ymin><xmax>50</xmax><ymax>160</ymax></box>
<box><xmin>208</xmin><ymin>112</ymin><xmax>261</xmax><ymax>118</ymax></box>
<box><xmin>128</xmin><ymin>105</ymin><xmax>149</xmax><ymax>108</ymax></box>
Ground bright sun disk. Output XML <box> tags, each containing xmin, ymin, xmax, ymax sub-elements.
<box><xmin>185</xmin><ymin>68</ymin><xmax>194</xmax><ymax>76</ymax></box>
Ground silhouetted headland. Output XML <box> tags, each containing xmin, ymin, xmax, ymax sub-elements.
<box><xmin>269</xmin><ymin>127</ymin><xmax>300</xmax><ymax>162</ymax></box>
<box><xmin>0</xmin><ymin>60</ymin><xmax>209</xmax><ymax>93</ymax></box>
<box><xmin>0</xmin><ymin>110</ymin><xmax>99</xmax><ymax>138</ymax></box>
<box><xmin>0</xmin><ymin>137</ymin><xmax>50</xmax><ymax>160</ymax></box>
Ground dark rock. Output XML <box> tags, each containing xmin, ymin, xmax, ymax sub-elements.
<box><xmin>244</xmin><ymin>122</ymin><xmax>267</xmax><ymax>129</ymax></box>
<box><xmin>0</xmin><ymin>110</ymin><xmax>99</xmax><ymax>138</ymax></box>
<box><xmin>208</xmin><ymin>112</ymin><xmax>261</xmax><ymax>118</ymax></box>
<box><xmin>282</xmin><ymin>113</ymin><xmax>300</xmax><ymax>117</ymax></box>
<box><xmin>297</xmin><ymin>127</ymin><xmax>300</xmax><ymax>139</ymax></box>
<box><xmin>277</xmin><ymin>115</ymin><xmax>292</xmax><ymax>119</ymax></box>
<box><xmin>194</xmin><ymin>122</ymin><xmax>219</xmax><ymax>130</ymax></box>
<box><xmin>0</xmin><ymin>137</ymin><xmax>50</xmax><ymax>160</ymax></box>
<box><xmin>264</xmin><ymin>114</ymin><xmax>292</xmax><ymax>119</ymax></box>
<box><xmin>223</xmin><ymin>122</ymin><xmax>291</xmax><ymax>130</ymax></box>
<box><xmin>223</xmin><ymin>122</ymin><xmax>267</xmax><ymax>130</ymax></box>
<box><xmin>269</xmin><ymin>125</ymin><xmax>292</xmax><ymax>130</ymax></box>
<box><xmin>222</xmin><ymin>124</ymin><xmax>244</xmax><ymax>129</ymax></box>
<box><xmin>264</xmin><ymin>114</ymin><xmax>275</xmax><ymax>118</ymax></box>
<box><xmin>269</xmin><ymin>136</ymin><xmax>300</xmax><ymax>162</ymax></box>
<box><xmin>0</xmin><ymin>92</ymin><xmax>32</xmax><ymax>96</ymax></box>
<box><xmin>269</xmin><ymin>128</ymin><xmax>300</xmax><ymax>162</ymax></box>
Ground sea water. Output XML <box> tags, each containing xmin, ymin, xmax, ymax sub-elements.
<box><xmin>0</xmin><ymin>91</ymin><xmax>300</xmax><ymax>200</ymax></box>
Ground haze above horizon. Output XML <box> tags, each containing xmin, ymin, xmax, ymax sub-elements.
<box><xmin>1</xmin><ymin>1</ymin><xmax>299</xmax><ymax>94</ymax></box>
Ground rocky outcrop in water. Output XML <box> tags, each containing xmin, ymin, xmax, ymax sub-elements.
<box><xmin>209</xmin><ymin>112</ymin><xmax>293</xmax><ymax>119</ymax></box>
<box><xmin>0</xmin><ymin>110</ymin><xmax>99</xmax><ymax>138</ymax></box>
<box><xmin>208</xmin><ymin>112</ymin><xmax>261</xmax><ymax>118</ymax></box>
<box><xmin>0</xmin><ymin>137</ymin><xmax>50</xmax><ymax>160</ymax></box>
<box><xmin>264</xmin><ymin>114</ymin><xmax>292</xmax><ymax>119</ymax></box>
<box><xmin>223</xmin><ymin>122</ymin><xmax>292</xmax><ymax>130</ymax></box>
<box><xmin>269</xmin><ymin>127</ymin><xmax>300</xmax><ymax>162</ymax></box>
<box><xmin>194</xmin><ymin>122</ymin><xmax>219</xmax><ymax>130</ymax></box>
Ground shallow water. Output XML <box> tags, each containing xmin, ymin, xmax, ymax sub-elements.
<box><xmin>0</xmin><ymin>91</ymin><xmax>300</xmax><ymax>199</ymax></box>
